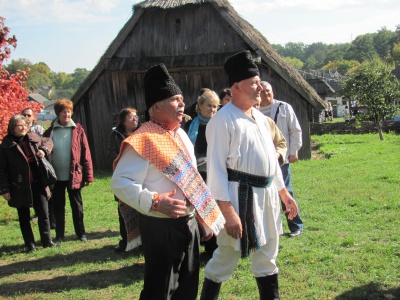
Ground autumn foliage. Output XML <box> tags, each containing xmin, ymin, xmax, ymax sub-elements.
<box><xmin>0</xmin><ymin>16</ymin><xmax>42</xmax><ymax>141</ymax></box>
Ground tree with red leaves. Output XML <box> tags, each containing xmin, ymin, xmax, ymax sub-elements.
<box><xmin>0</xmin><ymin>16</ymin><xmax>42</xmax><ymax>141</ymax></box>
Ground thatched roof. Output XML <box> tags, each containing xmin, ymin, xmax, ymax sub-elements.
<box><xmin>72</xmin><ymin>0</ymin><xmax>324</xmax><ymax>109</ymax></box>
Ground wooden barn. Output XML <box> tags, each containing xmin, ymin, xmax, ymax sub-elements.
<box><xmin>71</xmin><ymin>0</ymin><xmax>325</xmax><ymax>170</ymax></box>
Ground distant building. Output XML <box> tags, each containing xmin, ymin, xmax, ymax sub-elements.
<box><xmin>28</xmin><ymin>94</ymin><xmax>56</xmax><ymax>120</ymax></box>
<box><xmin>299</xmin><ymin>69</ymin><xmax>353</xmax><ymax>117</ymax></box>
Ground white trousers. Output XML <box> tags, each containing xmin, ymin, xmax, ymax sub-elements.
<box><xmin>204</xmin><ymin>239</ymin><xmax>279</xmax><ymax>283</ymax></box>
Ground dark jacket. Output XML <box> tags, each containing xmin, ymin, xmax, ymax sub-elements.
<box><xmin>107</xmin><ymin>127</ymin><xmax>126</xmax><ymax>168</ymax></box>
<box><xmin>0</xmin><ymin>132</ymin><xmax>53</xmax><ymax>208</ymax></box>
<box><xmin>43</xmin><ymin>122</ymin><xmax>94</xmax><ymax>190</ymax></box>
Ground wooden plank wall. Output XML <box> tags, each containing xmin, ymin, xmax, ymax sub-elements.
<box><xmin>73</xmin><ymin>4</ymin><xmax>315</xmax><ymax>169</ymax></box>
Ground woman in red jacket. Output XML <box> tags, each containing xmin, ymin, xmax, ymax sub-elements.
<box><xmin>0</xmin><ymin>114</ymin><xmax>56</xmax><ymax>252</ymax></box>
<box><xmin>43</xmin><ymin>99</ymin><xmax>94</xmax><ymax>243</ymax></box>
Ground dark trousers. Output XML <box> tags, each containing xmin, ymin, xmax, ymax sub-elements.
<box><xmin>115</xmin><ymin>196</ymin><xmax>127</xmax><ymax>247</ymax></box>
<box><xmin>17</xmin><ymin>182</ymin><xmax>51</xmax><ymax>247</ymax></box>
<box><xmin>280</xmin><ymin>164</ymin><xmax>303</xmax><ymax>232</ymax></box>
<box><xmin>139</xmin><ymin>214</ymin><xmax>200</xmax><ymax>300</ymax></box>
<box><xmin>52</xmin><ymin>180</ymin><xmax>86</xmax><ymax>239</ymax></box>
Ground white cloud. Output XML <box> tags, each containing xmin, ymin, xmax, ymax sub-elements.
<box><xmin>1</xmin><ymin>0</ymin><xmax>121</xmax><ymax>25</ymax></box>
<box><xmin>229</xmin><ymin>0</ymin><xmax>397</xmax><ymax>14</ymax></box>
<box><xmin>229</xmin><ymin>0</ymin><xmax>362</xmax><ymax>13</ymax></box>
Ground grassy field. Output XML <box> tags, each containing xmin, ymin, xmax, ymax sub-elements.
<box><xmin>0</xmin><ymin>133</ymin><xmax>399</xmax><ymax>300</ymax></box>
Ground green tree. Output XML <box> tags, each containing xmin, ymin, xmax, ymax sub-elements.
<box><xmin>373</xmin><ymin>27</ymin><xmax>396</xmax><ymax>60</ymax></box>
<box><xmin>391</xmin><ymin>42</ymin><xmax>400</xmax><ymax>66</ymax></box>
<box><xmin>281</xmin><ymin>42</ymin><xmax>306</xmax><ymax>61</ymax></box>
<box><xmin>26</xmin><ymin>62</ymin><xmax>52</xmax><ymax>88</ymax></box>
<box><xmin>341</xmin><ymin>61</ymin><xmax>400</xmax><ymax>140</ymax></box>
<box><xmin>64</xmin><ymin>68</ymin><xmax>90</xmax><ymax>90</ymax></box>
<box><xmin>322</xmin><ymin>59</ymin><xmax>360</xmax><ymax>75</ymax></box>
<box><xmin>49</xmin><ymin>71</ymin><xmax>72</xmax><ymax>89</ymax></box>
<box><xmin>345</xmin><ymin>34</ymin><xmax>378</xmax><ymax>62</ymax></box>
<box><xmin>5</xmin><ymin>57</ymin><xmax>32</xmax><ymax>74</ymax></box>
<box><xmin>304</xmin><ymin>49</ymin><xmax>327</xmax><ymax>69</ymax></box>
<box><xmin>394</xmin><ymin>24</ymin><xmax>400</xmax><ymax>43</ymax></box>
<box><xmin>283</xmin><ymin>56</ymin><xmax>304</xmax><ymax>69</ymax></box>
<box><xmin>325</xmin><ymin>43</ymin><xmax>351</xmax><ymax>62</ymax></box>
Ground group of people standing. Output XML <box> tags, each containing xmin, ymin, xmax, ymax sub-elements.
<box><xmin>1</xmin><ymin>49</ymin><xmax>305</xmax><ymax>299</ymax></box>
<box><xmin>0</xmin><ymin>100</ymin><xmax>93</xmax><ymax>253</ymax></box>
<box><xmin>111</xmin><ymin>50</ymin><xmax>304</xmax><ymax>300</ymax></box>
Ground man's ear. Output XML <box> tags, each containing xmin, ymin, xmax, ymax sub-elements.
<box><xmin>232</xmin><ymin>82</ymin><xmax>240</xmax><ymax>92</ymax></box>
<box><xmin>153</xmin><ymin>102</ymin><xmax>161</xmax><ymax>112</ymax></box>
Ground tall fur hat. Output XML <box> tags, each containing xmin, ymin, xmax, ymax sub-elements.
<box><xmin>224</xmin><ymin>50</ymin><xmax>260</xmax><ymax>86</ymax></box>
<box><xmin>144</xmin><ymin>64</ymin><xmax>182</xmax><ymax>110</ymax></box>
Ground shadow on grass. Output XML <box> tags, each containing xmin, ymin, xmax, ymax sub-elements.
<box><xmin>0</xmin><ymin>264</ymin><xmax>144</xmax><ymax>296</ymax></box>
<box><xmin>335</xmin><ymin>282</ymin><xmax>400</xmax><ymax>300</ymax></box>
<box><xmin>0</xmin><ymin>229</ymin><xmax>122</xmax><ymax>257</ymax></box>
<box><xmin>0</xmin><ymin>244</ymin><xmax>145</xmax><ymax>296</ymax></box>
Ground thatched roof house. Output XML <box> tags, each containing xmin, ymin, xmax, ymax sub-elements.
<box><xmin>72</xmin><ymin>0</ymin><xmax>325</xmax><ymax>170</ymax></box>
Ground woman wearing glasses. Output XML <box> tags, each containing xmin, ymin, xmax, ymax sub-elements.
<box><xmin>107</xmin><ymin>107</ymin><xmax>141</xmax><ymax>252</ymax></box>
<box><xmin>0</xmin><ymin>114</ymin><xmax>56</xmax><ymax>252</ymax></box>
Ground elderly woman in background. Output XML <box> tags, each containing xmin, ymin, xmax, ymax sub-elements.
<box><xmin>0</xmin><ymin>115</ymin><xmax>56</xmax><ymax>252</ymax></box>
<box><xmin>43</xmin><ymin>99</ymin><xmax>94</xmax><ymax>243</ymax></box>
<box><xmin>218</xmin><ymin>88</ymin><xmax>232</xmax><ymax>108</ymax></box>
<box><xmin>107</xmin><ymin>107</ymin><xmax>141</xmax><ymax>252</ymax></box>
<box><xmin>184</xmin><ymin>90</ymin><xmax>220</xmax><ymax>256</ymax></box>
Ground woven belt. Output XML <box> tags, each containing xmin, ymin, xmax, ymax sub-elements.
<box><xmin>227</xmin><ymin>168</ymin><xmax>273</xmax><ymax>258</ymax></box>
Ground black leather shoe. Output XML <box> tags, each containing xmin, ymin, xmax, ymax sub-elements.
<box><xmin>26</xmin><ymin>244</ymin><xmax>36</xmax><ymax>253</ymax></box>
<box><xmin>54</xmin><ymin>237</ymin><xmax>65</xmax><ymax>243</ymax></box>
<box><xmin>43</xmin><ymin>241</ymin><xmax>60</xmax><ymax>248</ymax></box>
<box><xmin>288</xmin><ymin>230</ymin><xmax>302</xmax><ymax>237</ymax></box>
<box><xmin>114</xmin><ymin>244</ymin><xmax>126</xmax><ymax>252</ymax></box>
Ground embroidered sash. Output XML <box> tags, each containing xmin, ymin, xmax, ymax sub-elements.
<box><xmin>116</xmin><ymin>121</ymin><xmax>225</xmax><ymax>236</ymax></box>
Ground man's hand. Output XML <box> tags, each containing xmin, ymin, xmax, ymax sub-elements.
<box><xmin>36</xmin><ymin>150</ymin><xmax>45</xmax><ymax>159</ymax></box>
<box><xmin>217</xmin><ymin>201</ymin><xmax>242</xmax><ymax>239</ymax></box>
<box><xmin>198</xmin><ymin>221</ymin><xmax>214</xmax><ymax>242</ymax></box>
<box><xmin>289</xmin><ymin>154</ymin><xmax>298</xmax><ymax>163</ymax></box>
<box><xmin>2</xmin><ymin>193</ymin><xmax>11</xmax><ymax>201</ymax></box>
<box><xmin>279</xmin><ymin>188</ymin><xmax>298</xmax><ymax>220</ymax></box>
<box><xmin>157</xmin><ymin>189</ymin><xmax>187</xmax><ymax>218</ymax></box>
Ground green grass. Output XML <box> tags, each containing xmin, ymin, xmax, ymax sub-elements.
<box><xmin>1</xmin><ymin>133</ymin><xmax>399</xmax><ymax>299</ymax></box>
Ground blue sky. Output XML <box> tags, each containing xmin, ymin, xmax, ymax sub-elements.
<box><xmin>2</xmin><ymin>0</ymin><xmax>399</xmax><ymax>73</ymax></box>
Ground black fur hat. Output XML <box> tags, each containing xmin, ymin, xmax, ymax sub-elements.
<box><xmin>224</xmin><ymin>50</ymin><xmax>260</xmax><ymax>86</ymax></box>
<box><xmin>144</xmin><ymin>64</ymin><xmax>182</xmax><ymax>110</ymax></box>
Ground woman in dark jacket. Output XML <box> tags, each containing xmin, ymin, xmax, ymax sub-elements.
<box><xmin>0</xmin><ymin>114</ymin><xmax>56</xmax><ymax>252</ymax></box>
<box><xmin>107</xmin><ymin>107</ymin><xmax>140</xmax><ymax>252</ymax></box>
<box><xmin>184</xmin><ymin>90</ymin><xmax>220</xmax><ymax>256</ymax></box>
<box><xmin>43</xmin><ymin>99</ymin><xmax>94</xmax><ymax>243</ymax></box>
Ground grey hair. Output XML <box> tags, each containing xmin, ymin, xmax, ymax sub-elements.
<box><xmin>260</xmin><ymin>81</ymin><xmax>272</xmax><ymax>90</ymax></box>
<box><xmin>7</xmin><ymin>114</ymin><xmax>28</xmax><ymax>135</ymax></box>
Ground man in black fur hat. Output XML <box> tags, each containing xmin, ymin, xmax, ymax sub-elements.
<box><xmin>199</xmin><ymin>51</ymin><xmax>298</xmax><ymax>300</ymax></box>
<box><xmin>111</xmin><ymin>64</ymin><xmax>224</xmax><ymax>300</ymax></box>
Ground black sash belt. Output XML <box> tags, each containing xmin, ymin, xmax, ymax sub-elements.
<box><xmin>227</xmin><ymin>168</ymin><xmax>273</xmax><ymax>258</ymax></box>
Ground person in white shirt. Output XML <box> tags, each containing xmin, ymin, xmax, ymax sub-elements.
<box><xmin>200</xmin><ymin>51</ymin><xmax>298</xmax><ymax>300</ymax></box>
<box><xmin>22</xmin><ymin>108</ymin><xmax>45</xmax><ymax>137</ymax></box>
<box><xmin>111</xmin><ymin>64</ymin><xmax>224</xmax><ymax>300</ymax></box>
<box><xmin>259</xmin><ymin>81</ymin><xmax>304</xmax><ymax>238</ymax></box>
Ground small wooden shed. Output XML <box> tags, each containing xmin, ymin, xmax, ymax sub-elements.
<box><xmin>72</xmin><ymin>0</ymin><xmax>325</xmax><ymax>170</ymax></box>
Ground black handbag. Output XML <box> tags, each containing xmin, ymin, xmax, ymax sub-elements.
<box><xmin>33</xmin><ymin>144</ymin><xmax>57</xmax><ymax>187</ymax></box>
